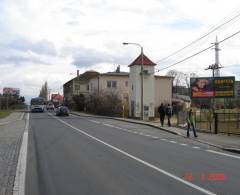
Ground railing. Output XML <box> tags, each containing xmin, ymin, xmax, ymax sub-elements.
<box><xmin>177</xmin><ymin>110</ymin><xmax>240</xmax><ymax>135</ymax></box>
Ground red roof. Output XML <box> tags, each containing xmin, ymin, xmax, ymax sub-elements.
<box><xmin>51</xmin><ymin>94</ymin><xmax>64</xmax><ymax>101</ymax></box>
<box><xmin>128</xmin><ymin>53</ymin><xmax>156</xmax><ymax>67</ymax></box>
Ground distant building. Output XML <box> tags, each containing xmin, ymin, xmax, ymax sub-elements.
<box><xmin>51</xmin><ymin>93</ymin><xmax>64</xmax><ymax>106</ymax></box>
<box><xmin>63</xmin><ymin>54</ymin><xmax>173</xmax><ymax>118</ymax></box>
<box><xmin>235</xmin><ymin>81</ymin><xmax>240</xmax><ymax>98</ymax></box>
<box><xmin>63</xmin><ymin>71</ymin><xmax>99</xmax><ymax>106</ymax></box>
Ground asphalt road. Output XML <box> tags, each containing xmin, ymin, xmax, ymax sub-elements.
<box><xmin>26</xmin><ymin>112</ymin><xmax>240</xmax><ymax>195</ymax></box>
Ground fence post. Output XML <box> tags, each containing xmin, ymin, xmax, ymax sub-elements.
<box><xmin>214</xmin><ymin>113</ymin><xmax>218</xmax><ymax>134</ymax></box>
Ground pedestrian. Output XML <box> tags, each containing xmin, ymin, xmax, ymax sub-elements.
<box><xmin>158</xmin><ymin>103</ymin><xmax>165</xmax><ymax>127</ymax></box>
<box><xmin>186</xmin><ymin>108</ymin><xmax>198</xmax><ymax>138</ymax></box>
<box><xmin>166</xmin><ymin>104</ymin><xmax>172</xmax><ymax>127</ymax></box>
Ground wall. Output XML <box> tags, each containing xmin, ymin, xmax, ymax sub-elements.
<box><xmin>154</xmin><ymin>76</ymin><xmax>173</xmax><ymax>107</ymax></box>
<box><xmin>129</xmin><ymin>65</ymin><xmax>155</xmax><ymax>118</ymax></box>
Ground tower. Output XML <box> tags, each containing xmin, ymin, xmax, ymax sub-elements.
<box><xmin>128</xmin><ymin>53</ymin><xmax>156</xmax><ymax>119</ymax></box>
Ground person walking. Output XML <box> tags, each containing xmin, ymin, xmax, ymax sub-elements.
<box><xmin>186</xmin><ymin>108</ymin><xmax>198</xmax><ymax>138</ymax></box>
<box><xmin>158</xmin><ymin>103</ymin><xmax>165</xmax><ymax>127</ymax></box>
<box><xmin>166</xmin><ymin>104</ymin><xmax>172</xmax><ymax>127</ymax></box>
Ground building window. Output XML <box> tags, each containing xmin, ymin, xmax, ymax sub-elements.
<box><xmin>107</xmin><ymin>80</ymin><xmax>117</xmax><ymax>88</ymax></box>
<box><xmin>132</xmin><ymin>84</ymin><xmax>134</xmax><ymax>91</ymax></box>
<box><xmin>107</xmin><ymin>81</ymin><xmax>111</xmax><ymax>88</ymax></box>
<box><xmin>125</xmin><ymin>81</ymin><xmax>128</xmax><ymax>87</ymax></box>
<box><xmin>112</xmin><ymin>81</ymin><xmax>117</xmax><ymax>88</ymax></box>
<box><xmin>87</xmin><ymin>84</ymin><xmax>89</xmax><ymax>91</ymax></box>
<box><xmin>75</xmin><ymin>84</ymin><xmax>79</xmax><ymax>90</ymax></box>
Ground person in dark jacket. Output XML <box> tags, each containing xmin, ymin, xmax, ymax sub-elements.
<box><xmin>158</xmin><ymin>103</ymin><xmax>165</xmax><ymax>127</ymax></box>
<box><xmin>166</xmin><ymin>104</ymin><xmax>172</xmax><ymax>127</ymax></box>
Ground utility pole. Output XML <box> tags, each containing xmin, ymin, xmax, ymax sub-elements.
<box><xmin>205</xmin><ymin>37</ymin><xmax>222</xmax><ymax>133</ymax></box>
<box><xmin>205</xmin><ymin>36</ymin><xmax>222</xmax><ymax>77</ymax></box>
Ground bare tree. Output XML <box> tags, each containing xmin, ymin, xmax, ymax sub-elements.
<box><xmin>39</xmin><ymin>81</ymin><xmax>48</xmax><ymax>100</ymax></box>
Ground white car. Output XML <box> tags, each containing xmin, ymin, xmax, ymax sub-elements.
<box><xmin>46</xmin><ymin>103</ymin><xmax>55</xmax><ymax>110</ymax></box>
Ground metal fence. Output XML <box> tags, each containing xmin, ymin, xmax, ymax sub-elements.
<box><xmin>177</xmin><ymin>110</ymin><xmax>240</xmax><ymax>135</ymax></box>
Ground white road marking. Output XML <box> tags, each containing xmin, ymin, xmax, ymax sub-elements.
<box><xmin>144</xmin><ymin>134</ymin><xmax>151</xmax><ymax>137</ymax></box>
<box><xmin>180</xmin><ymin>143</ymin><xmax>188</xmax><ymax>146</ymax></box>
<box><xmin>103</xmin><ymin>123</ymin><xmax>114</xmax><ymax>128</ymax></box>
<box><xmin>206</xmin><ymin>150</ymin><xmax>240</xmax><ymax>160</ymax></box>
<box><xmin>192</xmin><ymin>146</ymin><xmax>200</xmax><ymax>149</ymax></box>
<box><xmin>53</xmin><ymin>115</ymin><xmax>216</xmax><ymax>195</ymax></box>
<box><xmin>170</xmin><ymin>140</ymin><xmax>177</xmax><ymax>143</ymax></box>
<box><xmin>152</xmin><ymin>136</ymin><xmax>159</xmax><ymax>139</ymax></box>
<box><xmin>89</xmin><ymin>119</ymin><xmax>100</xmax><ymax>124</ymax></box>
<box><xmin>161</xmin><ymin>138</ymin><xmax>167</xmax><ymax>141</ymax></box>
<box><xmin>13</xmin><ymin>113</ymin><xmax>29</xmax><ymax>195</ymax></box>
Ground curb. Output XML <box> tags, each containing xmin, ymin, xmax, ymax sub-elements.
<box><xmin>70</xmin><ymin>112</ymin><xmax>240</xmax><ymax>154</ymax></box>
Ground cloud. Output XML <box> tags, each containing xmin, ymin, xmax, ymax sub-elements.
<box><xmin>0</xmin><ymin>38</ymin><xmax>57</xmax><ymax>66</ymax></box>
<box><xmin>61</xmin><ymin>46</ymin><xmax>129</xmax><ymax>67</ymax></box>
<box><xmin>165</xmin><ymin>18</ymin><xmax>203</xmax><ymax>30</ymax></box>
<box><xmin>8</xmin><ymin>38</ymin><xmax>57</xmax><ymax>56</ymax></box>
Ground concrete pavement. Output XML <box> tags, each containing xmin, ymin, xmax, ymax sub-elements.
<box><xmin>71</xmin><ymin>111</ymin><xmax>240</xmax><ymax>153</ymax></box>
<box><xmin>0</xmin><ymin>112</ymin><xmax>25</xmax><ymax>195</ymax></box>
<box><xmin>26</xmin><ymin>112</ymin><xmax>240</xmax><ymax>195</ymax></box>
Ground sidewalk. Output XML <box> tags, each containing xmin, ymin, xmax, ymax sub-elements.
<box><xmin>0</xmin><ymin>112</ymin><xmax>25</xmax><ymax>195</ymax></box>
<box><xmin>71</xmin><ymin>111</ymin><xmax>240</xmax><ymax>153</ymax></box>
<box><xmin>0</xmin><ymin>112</ymin><xmax>24</xmax><ymax>126</ymax></box>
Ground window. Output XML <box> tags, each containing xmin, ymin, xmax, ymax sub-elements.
<box><xmin>75</xmin><ymin>85</ymin><xmax>79</xmax><ymax>90</ymax></box>
<box><xmin>107</xmin><ymin>80</ymin><xmax>117</xmax><ymax>88</ymax></box>
<box><xmin>112</xmin><ymin>81</ymin><xmax>117</xmax><ymax>88</ymax></box>
<box><xmin>87</xmin><ymin>84</ymin><xmax>89</xmax><ymax>91</ymax></box>
<box><xmin>125</xmin><ymin>81</ymin><xmax>128</xmax><ymax>87</ymax></box>
<box><xmin>107</xmin><ymin>81</ymin><xmax>111</xmax><ymax>88</ymax></box>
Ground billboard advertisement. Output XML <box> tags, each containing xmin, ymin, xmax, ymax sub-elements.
<box><xmin>3</xmin><ymin>88</ymin><xmax>20</xmax><ymax>96</ymax></box>
<box><xmin>190</xmin><ymin>77</ymin><xmax>235</xmax><ymax>98</ymax></box>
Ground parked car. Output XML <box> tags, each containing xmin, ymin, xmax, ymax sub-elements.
<box><xmin>55</xmin><ymin>106</ymin><xmax>69</xmax><ymax>116</ymax></box>
<box><xmin>46</xmin><ymin>103</ymin><xmax>55</xmax><ymax>110</ymax></box>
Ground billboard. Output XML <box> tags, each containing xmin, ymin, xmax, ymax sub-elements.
<box><xmin>190</xmin><ymin>77</ymin><xmax>235</xmax><ymax>98</ymax></box>
<box><xmin>3</xmin><ymin>88</ymin><xmax>20</xmax><ymax>96</ymax></box>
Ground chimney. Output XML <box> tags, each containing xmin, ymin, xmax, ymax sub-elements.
<box><xmin>77</xmin><ymin>69</ymin><xmax>79</xmax><ymax>76</ymax></box>
<box><xmin>116</xmin><ymin>65</ymin><xmax>120</xmax><ymax>73</ymax></box>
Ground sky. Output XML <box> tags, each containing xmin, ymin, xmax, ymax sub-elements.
<box><xmin>1</xmin><ymin>0</ymin><xmax>240</xmax><ymax>102</ymax></box>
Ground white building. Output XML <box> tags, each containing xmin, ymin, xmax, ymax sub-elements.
<box><xmin>128</xmin><ymin>53</ymin><xmax>173</xmax><ymax>119</ymax></box>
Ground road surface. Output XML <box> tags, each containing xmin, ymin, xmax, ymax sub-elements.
<box><xmin>25</xmin><ymin>112</ymin><xmax>240</xmax><ymax>195</ymax></box>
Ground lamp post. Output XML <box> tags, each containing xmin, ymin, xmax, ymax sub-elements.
<box><xmin>123</xmin><ymin>42</ymin><xmax>144</xmax><ymax>120</ymax></box>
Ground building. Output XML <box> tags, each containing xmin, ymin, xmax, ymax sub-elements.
<box><xmin>63</xmin><ymin>71</ymin><xmax>99</xmax><ymax>106</ymax></box>
<box><xmin>128</xmin><ymin>54</ymin><xmax>173</xmax><ymax>118</ymax></box>
<box><xmin>88</xmin><ymin>67</ymin><xmax>129</xmax><ymax>102</ymax></box>
<box><xmin>63</xmin><ymin>54</ymin><xmax>173</xmax><ymax>118</ymax></box>
<box><xmin>235</xmin><ymin>81</ymin><xmax>240</xmax><ymax>98</ymax></box>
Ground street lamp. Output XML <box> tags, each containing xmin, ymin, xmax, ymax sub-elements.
<box><xmin>123</xmin><ymin>42</ymin><xmax>144</xmax><ymax>120</ymax></box>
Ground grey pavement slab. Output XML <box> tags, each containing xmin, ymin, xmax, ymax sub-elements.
<box><xmin>0</xmin><ymin>113</ymin><xmax>25</xmax><ymax>195</ymax></box>
<box><xmin>0</xmin><ymin>112</ymin><xmax>23</xmax><ymax>125</ymax></box>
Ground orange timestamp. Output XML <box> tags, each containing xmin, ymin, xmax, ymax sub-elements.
<box><xmin>184</xmin><ymin>172</ymin><xmax>226</xmax><ymax>182</ymax></box>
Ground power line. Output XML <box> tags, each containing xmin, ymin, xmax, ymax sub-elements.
<box><xmin>155</xmin><ymin>45</ymin><xmax>214</xmax><ymax>72</ymax></box>
<box><xmin>155</xmin><ymin>29</ymin><xmax>240</xmax><ymax>72</ymax></box>
<box><xmin>155</xmin><ymin>9</ymin><xmax>240</xmax><ymax>64</ymax></box>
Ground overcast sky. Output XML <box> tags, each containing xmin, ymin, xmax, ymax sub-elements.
<box><xmin>1</xmin><ymin>0</ymin><xmax>240</xmax><ymax>101</ymax></box>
